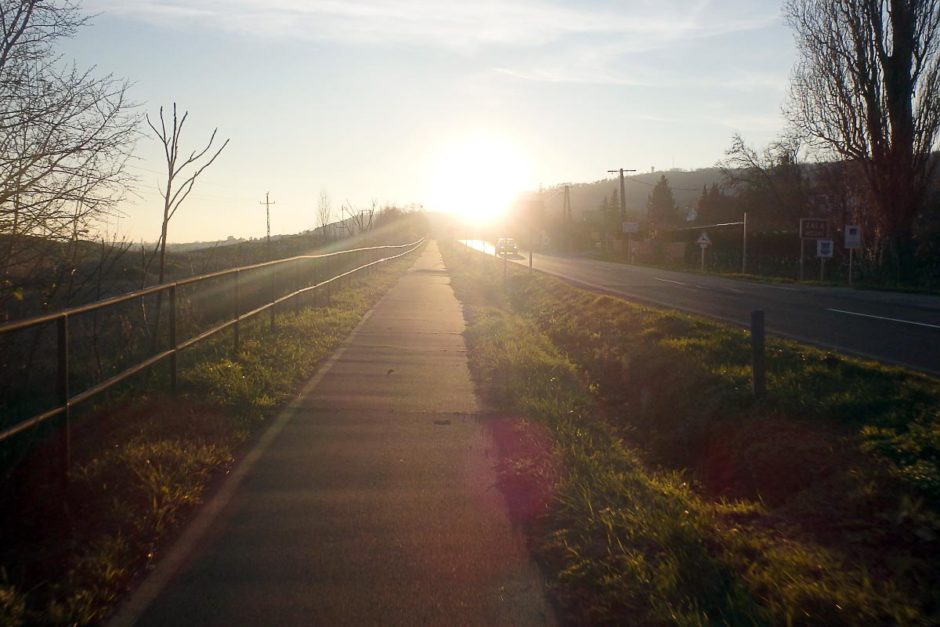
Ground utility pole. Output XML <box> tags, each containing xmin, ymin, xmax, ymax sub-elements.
<box><xmin>562</xmin><ymin>185</ymin><xmax>572</xmax><ymax>251</ymax></box>
<box><xmin>742</xmin><ymin>212</ymin><xmax>748</xmax><ymax>274</ymax></box>
<box><xmin>528</xmin><ymin>187</ymin><xmax>545</xmax><ymax>274</ymax></box>
<box><xmin>563</xmin><ymin>185</ymin><xmax>571</xmax><ymax>223</ymax></box>
<box><xmin>260</xmin><ymin>192</ymin><xmax>275</xmax><ymax>251</ymax></box>
<box><xmin>607</xmin><ymin>168</ymin><xmax>636</xmax><ymax>220</ymax></box>
<box><xmin>607</xmin><ymin>168</ymin><xmax>636</xmax><ymax>254</ymax></box>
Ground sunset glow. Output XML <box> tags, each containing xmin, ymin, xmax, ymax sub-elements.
<box><xmin>424</xmin><ymin>133</ymin><xmax>533</xmax><ymax>225</ymax></box>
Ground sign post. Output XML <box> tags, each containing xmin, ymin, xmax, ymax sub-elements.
<box><xmin>799</xmin><ymin>218</ymin><xmax>828</xmax><ymax>282</ymax></box>
<box><xmin>751</xmin><ymin>310</ymin><xmax>766</xmax><ymax>397</ymax></box>
<box><xmin>529</xmin><ymin>196</ymin><xmax>544</xmax><ymax>275</ymax></box>
<box><xmin>844</xmin><ymin>225</ymin><xmax>862</xmax><ymax>287</ymax></box>
<box><xmin>622</xmin><ymin>221</ymin><xmax>639</xmax><ymax>264</ymax></box>
<box><xmin>742</xmin><ymin>212</ymin><xmax>748</xmax><ymax>274</ymax></box>
<box><xmin>817</xmin><ymin>239</ymin><xmax>833</xmax><ymax>281</ymax></box>
<box><xmin>697</xmin><ymin>232</ymin><xmax>711</xmax><ymax>272</ymax></box>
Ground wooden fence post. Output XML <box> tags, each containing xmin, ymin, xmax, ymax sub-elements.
<box><xmin>751</xmin><ymin>310</ymin><xmax>766</xmax><ymax>398</ymax></box>
<box><xmin>56</xmin><ymin>315</ymin><xmax>70</xmax><ymax>487</ymax></box>
<box><xmin>234</xmin><ymin>269</ymin><xmax>241</xmax><ymax>353</ymax></box>
<box><xmin>169</xmin><ymin>285</ymin><xmax>177</xmax><ymax>392</ymax></box>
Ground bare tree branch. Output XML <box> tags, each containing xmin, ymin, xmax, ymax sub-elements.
<box><xmin>0</xmin><ymin>0</ymin><xmax>138</xmax><ymax>312</ymax></box>
<box><xmin>784</xmin><ymin>0</ymin><xmax>940</xmax><ymax>281</ymax></box>
<box><xmin>146</xmin><ymin>102</ymin><xmax>229</xmax><ymax>285</ymax></box>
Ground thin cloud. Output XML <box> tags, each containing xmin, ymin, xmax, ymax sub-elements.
<box><xmin>88</xmin><ymin>0</ymin><xmax>784</xmax><ymax>92</ymax></box>
<box><xmin>494</xmin><ymin>60</ymin><xmax>787</xmax><ymax>92</ymax></box>
<box><xmin>88</xmin><ymin>0</ymin><xmax>780</xmax><ymax>51</ymax></box>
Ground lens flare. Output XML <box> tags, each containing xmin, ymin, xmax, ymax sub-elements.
<box><xmin>424</xmin><ymin>132</ymin><xmax>533</xmax><ymax>225</ymax></box>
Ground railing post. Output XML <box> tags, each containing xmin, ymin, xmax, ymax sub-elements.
<box><xmin>56</xmin><ymin>315</ymin><xmax>70</xmax><ymax>487</ymax></box>
<box><xmin>234</xmin><ymin>269</ymin><xmax>241</xmax><ymax>353</ymax></box>
<box><xmin>294</xmin><ymin>258</ymin><xmax>301</xmax><ymax>314</ymax></box>
<box><xmin>327</xmin><ymin>256</ymin><xmax>332</xmax><ymax>306</ymax></box>
<box><xmin>270</xmin><ymin>265</ymin><xmax>277</xmax><ymax>333</ymax></box>
<box><xmin>751</xmin><ymin>310</ymin><xmax>766</xmax><ymax>398</ymax></box>
<box><xmin>313</xmin><ymin>258</ymin><xmax>320</xmax><ymax>307</ymax></box>
<box><xmin>169</xmin><ymin>284</ymin><xmax>177</xmax><ymax>393</ymax></box>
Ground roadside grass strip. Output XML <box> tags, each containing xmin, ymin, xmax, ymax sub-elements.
<box><xmin>441</xmin><ymin>242</ymin><xmax>936</xmax><ymax>625</ymax></box>
<box><xmin>0</xmin><ymin>249</ymin><xmax>421</xmax><ymax>626</ymax></box>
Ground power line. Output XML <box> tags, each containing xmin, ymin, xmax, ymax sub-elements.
<box><xmin>548</xmin><ymin>175</ymin><xmax>714</xmax><ymax>195</ymax></box>
<box><xmin>619</xmin><ymin>175</ymin><xmax>711</xmax><ymax>193</ymax></box>
<box><xmin>666</xmin><ymin>221</ymin><xmax>744</xmax><ymax>232</ymax></box>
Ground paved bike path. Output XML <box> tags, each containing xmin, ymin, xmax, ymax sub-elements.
<box><xmin>125</xmin><ymin>241</ymin><xmax>553</xmax><ymax>626</ymax></box>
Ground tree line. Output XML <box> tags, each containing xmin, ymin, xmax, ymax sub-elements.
<box><xmin>711</xmin><ymin>0</ymin><xmax>940</xmax><ymax>284</ymax></box>
<box><xmin>583</xmin><ymin>1</ymin><xmax>940</xmax><ymax>284</ymax></box>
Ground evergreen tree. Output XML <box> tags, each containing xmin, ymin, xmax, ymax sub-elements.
<box><xmin>696</xmin><ymin>183</ymin><xmax>736</xmax><ymax>224</ymax></box>
<box><xmin>647</xmin><ymin>175</ymin><xmax>677</xmax><ymax>226</ymax></box>
<box><xmin>695</xmin><ymin>185</ymin><xmax>709</xmax><ymax>223</ymax></box>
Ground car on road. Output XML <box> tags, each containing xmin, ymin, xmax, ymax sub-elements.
<box><xmin>496</xmin><ymin>237</ymin><xmax>518</xmax><ymax>256</ymax></box>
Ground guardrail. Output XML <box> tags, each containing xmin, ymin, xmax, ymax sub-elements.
<box><xmin>0</xmin><ymin>238</ymin><xmax>425</xmax><ymax>477</ymax></box>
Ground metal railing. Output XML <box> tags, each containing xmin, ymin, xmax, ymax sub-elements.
<box><xmin>0</xmin><ymin>238</ymin><xmax>425</xmax><ymax>474</ymax></box>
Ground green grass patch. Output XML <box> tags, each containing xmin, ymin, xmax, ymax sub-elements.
<box><xmin>0</xmin><ymin>250</ymin><xmax>421</xmax><ymax>626</ymax></box>
<box><xmin>441</xmin><ymin>242</ymin><xmax>938</xmax><ymax>625</ymax></box>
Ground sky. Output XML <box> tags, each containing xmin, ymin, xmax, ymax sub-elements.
<box><xmin>67</xmin><ymin>0</ymin><xmax>796</xmax><ymax>243</ymax></box>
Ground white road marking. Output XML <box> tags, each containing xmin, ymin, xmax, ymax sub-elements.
<box><xmin>827</xmin><ymin>308</ymin><xmax>940</xmax><ymax>330</ymax></box>
<box><xmin>654</xmin><ymin>277</ymin><xmax>687</xmax><ymax>286</ymax></box>
<box><xmin>694</xmin><ymin>283</ymin><xmax>745</xmax><ymax>294</ymax></box>
<box><xmin>750</xmin><ymin>283</ymin><xmax>801</xmax><ymax>292</ymax></box>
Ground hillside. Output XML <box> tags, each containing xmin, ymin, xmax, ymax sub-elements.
<box><xmin>534</xmin><ymin>168</ymin><xmax>725</xmax><ymax>222</ymax></box>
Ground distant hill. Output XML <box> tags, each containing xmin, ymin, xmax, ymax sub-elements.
<box><xmin>161</xmin><ymin>214</ymin><xmax>366</xmax><ymax>253</ymax></box>
<box><xmin>522</xmin><ymin>168</ymin><xmax>726</xmax><ymax>222</ymax></box>
<box><xmin>164</xmin><ymin>236</ymin><xmax>248</xmax><ymax>253</ymax></box>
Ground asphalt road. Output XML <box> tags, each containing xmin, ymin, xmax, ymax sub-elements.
<box><xmin>462</xmin><ymin>240</ymin><xmax>940</xmax><ymax>376</ymax></box>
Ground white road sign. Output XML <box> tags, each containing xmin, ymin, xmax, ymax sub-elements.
<box><xmin>817</xmin><ymin>239</ymin><xmax>834</xmax><ymax>258</ymax></box>
<box><xmin>696</xmin><ymin>232</ymin><xmax>711</xmax><ymax>248</ymax></box>
<box><xmin>844</xmin><ymin>225</ymin><xmax>862</xmax><ymax>249</ymax></box>
<box><xmin>622</xmin><ymin>221</ymin><xmax>639</xmax><ymax>234</ymax></box>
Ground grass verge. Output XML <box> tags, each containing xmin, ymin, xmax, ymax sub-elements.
<box><xmin>0</xmin><ymin>248</ymin><xmax>421</xmax><ymax>626</ymax></box>
<box><xmin>442</xmin><ymin>241</ymin><xmax>939</xmax><ymax>625</ymax></box>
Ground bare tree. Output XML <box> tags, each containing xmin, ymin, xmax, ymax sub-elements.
<box><xmin>317</xmin><ymin>189</ymin><xmax>332</xmax><ymax>242</ymax></box>
<box><xmin>146</xmin><ymin>103</ymin><xmax>229</xmax><ymax>285</ymax></box>
<box><xmin>0</xmin><ymin>0</ymin><xmax>138</xmax><ymax>310</ymax></box>
<box><xmin>341</xmin><ymin>199</ymin><xmax>376</xmax><ymax>236</ymax></box>
<box><xmin>719</xmin><ymin>133</ymin><xmax>808</xmax><ymax>229</ymax></box>
<box><xmin>784</xmin><ymin>0</ymin><xmax>940</xmax><ymax>281</ymax></box>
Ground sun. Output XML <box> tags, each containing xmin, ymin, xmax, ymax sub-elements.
<box><xmin>424</xmin><ymin>132</ymin><xmax>533</xmax><ymax>225</ymax></box>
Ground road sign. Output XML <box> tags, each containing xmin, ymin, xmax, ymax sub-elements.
<box><xmin>800</xmin><ymin>218</ymin><xmax>828</xmax><ymax>239</ymax></box>
<box><xmin>817</xmin><ymin>239</ymin><xmax>833</xmax><ymax>258</ymax></box>
<box><xmin>696</xmin><ymin>232</ymin><xmax>711</xmax><ymax>248</ymax></box>
<box><xmin>622</xmin><ymin>221</ymin><xmax>639</xmax><ymax>234</ymax></box>
<box><xmin>844</xmin><ymin>225</ymin><xmax>862</xmax><ymax>249</ymax></box>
